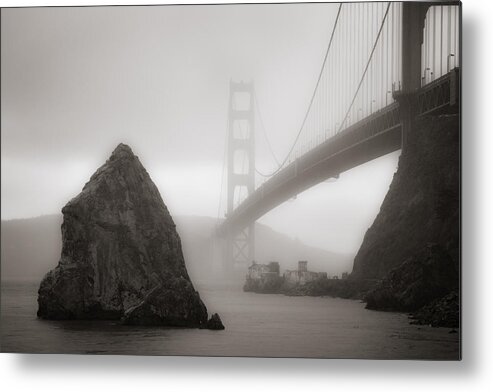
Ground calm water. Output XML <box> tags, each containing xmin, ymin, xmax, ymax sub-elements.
<box><xmin>0</xmin><ymin>280</ymin><xmax>459</xmax><ymax>359</ymax></box>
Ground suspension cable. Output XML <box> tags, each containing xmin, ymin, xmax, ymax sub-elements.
<box><xmin>255</xmin><ymin>2</ymin><xmax>343</xmax><ymax>178</ymax></box>
<box><xmin>216</xmin><ymin>101</ymin><xmax>230</xmax><ymax>221</ymax></box>
<box><xmin>336</xmin><ymin>2</ymin><xmax>391</xmax><ymax>134</ymax></box>
<box><xmin>253</xmin><ymin>88</ymin><xmax>281</xmax><ymax>168</ymax></box>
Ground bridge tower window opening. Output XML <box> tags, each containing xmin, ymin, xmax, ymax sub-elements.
<box><xmin>233</xmin><ymin>150</ymin><xmax>250</xmax><ymax>176</ymax></box>
<box><xmin>232</xmin><ymin>119</ymin><xmax>251</xmax><ymax>139</ymax></box>
<box><xmin>232</xmin><ymin>91</ymin><xmax>252</xmax><ymax>112</ymax></box>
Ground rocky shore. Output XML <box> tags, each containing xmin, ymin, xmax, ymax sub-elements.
<box><xmin>281</xmin><ymin>278</ymin><xmax>376</xmax><ymax>299</ymax></box>
<box><xmin>410</xmin><ymin>290</ymin><xmax>459</xmax><ymax>328</ymax></box>
<box><xmin>364</xmin><ymin>244</ymin><xmax>458</xmax><ymax>312</ymax></box>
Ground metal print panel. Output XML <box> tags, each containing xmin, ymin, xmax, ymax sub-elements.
<box><xmin>0</xmin><ymin>1</ymin><xmax>461</xmax><ymax>359</ymax></box>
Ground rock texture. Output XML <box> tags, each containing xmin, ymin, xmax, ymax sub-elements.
<box><xmin>351</xmin><ymin>115</ymin><xmax>460</xmax><ymax>281</ymax></box>
<box><xmin>410</xmin><ymin>290</ymin><xmax>459</xmax><ymax>328</ymax></box>
<box><xmin>350</xmin><ymin>114</ymin><xmax>460</xmax><ymax>327</ymax></box>
<box><xmin>38</xmin><ymin>143</ymin><xmax>220</xmax><ymax>329</ymax></box>
<box><xmin>201</xmin><ymin>313</ymin><xmax>225</xmax><ymax>330</ymax></box>
<box><xmin>364</xmin><ymin>243</ymin><xmax>459</xmax><ymax>312</ymax></box>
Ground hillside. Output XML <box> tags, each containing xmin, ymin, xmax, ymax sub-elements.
<box><xmin>1</xmin><ymin>215</ymin><xmax>63</xmax><ymax>281</ymax></box>
<box><xmin>1</xmin><ymin>214</ymin><xmax>352</xmax><ymax>283</ymax></box>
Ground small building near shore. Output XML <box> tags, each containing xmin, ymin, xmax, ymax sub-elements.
<box><xmin>244</xmin><ymin>261</ymin><xmax>283</xmax><ymax>293</ymax></box>
<box><xmin>283</xmin><ymin>261</ymin><xmax>327</xmax><ymax>286</ymax></box>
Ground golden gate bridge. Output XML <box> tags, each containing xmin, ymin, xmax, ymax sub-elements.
<box><xmin>216</xmin><ymin>1</ymin><xmax>461</xmax><ymax>271</ymax></box>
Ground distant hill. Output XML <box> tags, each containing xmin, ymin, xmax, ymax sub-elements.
<box><xmin>1</xmin><ymin>214</ymin><xmax>353</xmax><ymax>282</ymax></box>
<box><xmin>1</xmin><ymin>215</ymin><xmax>63</xmax><ymax>281</ymax></box>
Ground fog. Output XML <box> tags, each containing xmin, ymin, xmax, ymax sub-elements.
<box><xmin>1</xmin><ymin>4</ymin><xmax>399</xmax><ymax>255</ymax></box>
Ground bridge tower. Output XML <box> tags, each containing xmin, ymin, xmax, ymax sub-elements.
<box><xmin>225</xmin><ymin>80</ymin><xmax>255</xmax><ymax>272</ymax></box>
<box><xmin>398</xmin><ymin>1</ymin><xmax>433</xmax><ymax>148</ymax></box>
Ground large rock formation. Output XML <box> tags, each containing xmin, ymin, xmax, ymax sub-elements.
<box><xmin>351</xmin><ymin>114</ymin><xmax>460</xmax><ymax>280</ymax></box>
<box><xmin>38</xmin><ymin>143</ymin><xmax>222</xmax><ymax>329</ymax></box>
<box><xmin>350</xmin><ymin>114</ymin><xmax>460</xmax><ymax>327</ymax></box>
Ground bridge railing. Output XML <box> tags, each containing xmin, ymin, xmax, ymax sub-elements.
<box><xmin>418</xmin><ymin>67</ymin><xmax>460</xmax><ymax>116</ymax></box>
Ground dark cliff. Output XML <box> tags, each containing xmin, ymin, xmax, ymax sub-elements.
<box><xmin>351</xmin><ymin>114</ymin><xmax>460</xmax><ymax>326</ymax></box>
<box><xmin>37</xmin><ymin>144</ymin><xmax>222</xmax><ymax>329</ymax></box>
<box><xmin>352</xmin><ymin>114</ymin><xmax>460</xmax><ymax>280</ymax></box>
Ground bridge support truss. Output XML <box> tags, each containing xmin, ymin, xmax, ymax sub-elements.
<box><xmin>225</xmin><ymin>80</ymin><xmax>255</xmax><ymax>271</ymax></box>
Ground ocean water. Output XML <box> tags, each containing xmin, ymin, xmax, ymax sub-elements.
<box><xmin>0</xmin><ymin>280</ymin><xmax>460</xmax><ymax>359</ymax></box>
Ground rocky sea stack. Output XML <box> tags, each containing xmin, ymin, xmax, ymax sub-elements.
<box><xmin>37</xmin><ymin>143</ymin><xmax>223</xmax><ymax>330</ymax></box>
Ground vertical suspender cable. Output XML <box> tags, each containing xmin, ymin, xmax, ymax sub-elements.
<box><xmin>440</xmin><ymin>5</ymin><xmax>443</xmax><ymax>76</ymax></box>
<box><xmin>255</xmin><ymin>3</ymin><xmax>343</xmax><ymax>177</ymax></box>
<box><xmin>385</xmin><ymin>2</ymin><xmax>389</xmax><ymax>104</ymax></box>
<box><xmin>391</xmin><ymin>3</ymin><xmax>394</xmax><ymax>93</ymax></box>
<box><xmin>380</xmin><ymin>2</ymin><xmax>384</xmax><ymax>107</ymax></box>
<box><xmin>368</xmin><ymin>3</ymin><xmax>375</xmax><ymax>114</ymax></box>
<box><xmin>431</xmin><ymin>7</ymin><xmax>437</xmax><ymax>81</ymax></box>
<box><xmin>358</xmin><ymin>3</ymin><xmax>362</xmax><ymax>118</ymax></box>
<box><xmin>384</xmin><ymin>4</ymin><xmax>392</xmax><ymax>105</ymax></box>
<box><xmin>423</xmin><ymin>11</ymin><xmax>431</xmax><ymax>84</ymax></box>
<box><xmin>349</xmin><ymin>4</ymin><xmax>352</xmax><ymax>123</ymax></box>
<box><xmin>447</xmin><ymin>6</ymin><xmax>451</xmax><ymax>72</ymax></box>
<box><xmin>253</xmin><ymin>88</ymin><xmax>280</xmax><ymax>166</ymax></box>
<box><xmin>397</xmin><ymin>3</ymin><xmax>400</xmax><ymax>86</ymax></box>
<box><xmin>365</xmin><ymin>3</ymin><xmax>369</xmax><ymax>116</ymax></box>
<box><xmin>385</xmin><ymin>2</ymin><xmax>388</xmax><ymax>102</ymax></box>
<box><xmin>344</xmin><ymin>6</ymin><xmax>347</xmax><ymax>123</ymax></box>
<box><xmin>337</xmin><ymin>2</ymin><xmax>391</xmax><ymax>133</ymax></box>
<box><xmin>454</xmin><ymin>7</ymin><xmax>458</xmax><ymax>66</ymax></box>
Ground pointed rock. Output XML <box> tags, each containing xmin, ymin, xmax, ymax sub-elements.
<box><xmin>37</xmin><ymin>143</ymin><xmax>216</xmax><ymax>328</ymax></box>
<box><xmin>202</xmin><ymin>313</ymin><xmax>225</xmax><ymax>330</ymax></box>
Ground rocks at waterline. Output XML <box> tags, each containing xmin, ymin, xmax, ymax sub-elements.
<box><xmin>364</xmin><ymin>243</ymin><xmax>459</xmax><ymax>313</ymax></box>
<box><xmin>201</xmin><ymin>313</ymin><xmax>225</xmax><ymax>330</ymax></box>
<box><xmin>37</xmin><ymin>143</ymin><xmax>223</xmax><ymax>330</ymax></box>
<box><xmin>410</xmin><ymin>290</ymin><xmax>459</xmax><ymax>328</ymax></box>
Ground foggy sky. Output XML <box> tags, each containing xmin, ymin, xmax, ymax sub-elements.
<box><xmin>1</xmin><ymin>3</ymin><xmax>400</xmax><ymax>255</ymax></box>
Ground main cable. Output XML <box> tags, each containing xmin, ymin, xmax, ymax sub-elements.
<box><xmin>336</xmin><ymin>2</ymin><xmax>391</xmax><ymax>134</ymax></box>
<box><xmin>255</xmin><ymin>3</ymin><xmax>343</xmax><ymax>178</ymax></box>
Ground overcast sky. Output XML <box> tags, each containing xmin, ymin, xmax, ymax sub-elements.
<box><xmin>1</xmin><ymin>3</ymin><xmax>399</xmax><ymax>255</ymax></box>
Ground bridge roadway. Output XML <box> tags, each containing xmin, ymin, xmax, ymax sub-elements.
<box><xmin>217</xmin><ymin>68</ymin><xmax>460</xmax><ymax>236</ymax></box>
